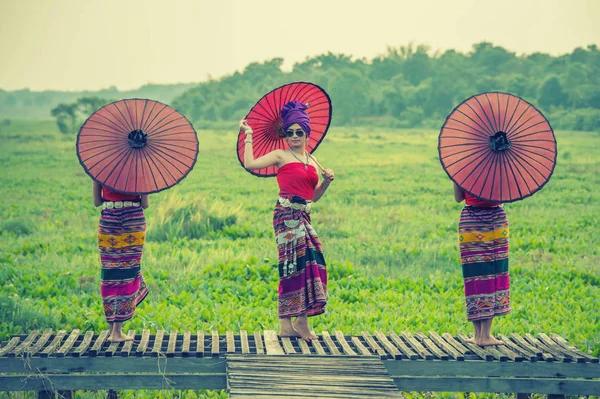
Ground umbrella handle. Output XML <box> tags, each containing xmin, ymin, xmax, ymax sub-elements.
<box><xmin>307</xmin><ymin>153</ymin><xmax>325</xmax><ymax>172</ymax></box>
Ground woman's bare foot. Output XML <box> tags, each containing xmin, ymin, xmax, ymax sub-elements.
<box><xmin>292</xmin><ymin>320</ymin><xmax>317</xmax><ymax>341</ymax></box>
<box><xmin>279</xmin><ymin>325</ymin><xmax>302</xmax><ymax>338</ymax></box>
<box><xmin>477</xmin><ymin>336</ymin><xmax>504</xmax><ymax>346</ymax></box>
<box><xmin>108</xmin><ymin>332</ymin><xmax>134</xmax><ymax>343</ymax></box>
<box><xmin>465</xmin><ymin>336</ymin><xmax>478</xmax><ymax>344</ymax></box>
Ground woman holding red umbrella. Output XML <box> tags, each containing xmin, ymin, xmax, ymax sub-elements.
<box><xmin>453</xmin><ymin>182</ymin><xmax>508</xmax><ymax>346</ymax></box>
<box><xmin>440</xmin><ymin>92</ymin><xmax>557</xmax><ymax>346</ymax></box>
<box><xmin>93</xmin><ymin>182</ymin><xmax>149</xmax><ymax>342</ymax></box>
<box><xmin>240</xmin><ymin>100</ymin><xmax>334</xmax><ymax>341</ymax></box>
<box><xmin>78</xmin><ymin>98</ymin><xmax>199</xmax><ymax>342</ymax></box>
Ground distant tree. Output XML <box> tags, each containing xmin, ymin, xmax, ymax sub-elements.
<box><xmin>50</xmin><ymin>97</ymin><xmax>111</xmax><ymax>134</ymax></box>
<box><xmin>51</xmin><ymin>103</ymin><xmax>78</xmax><ymax>134</ymax></box>
<box><xmin>538</xmin><ymin>77</ymin><xmax>568</xmax><ymax>109</ymax></box>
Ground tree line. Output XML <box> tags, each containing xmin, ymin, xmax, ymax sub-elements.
<box><xmin>172</xmin><ymin>42</ymin><xmax>600</xmax><ymax>132</ymax></box>
<box><xmin>44</xmin><ymin>42</ymin><xmax>600</xmax><ymax>134</ymax></box>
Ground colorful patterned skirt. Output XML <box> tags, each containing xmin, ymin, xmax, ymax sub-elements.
<box><xmin>458</xmin><ymin>206</ymin><xmax>510</xmax><ymax>322</ymax></box>
<box><xmin>98</xmin><ymin>207</ymin><xmax>149</xmax><ymax>322</ymax></box>
<box><xmin>273</xmin><ymin>201</ymin><xmax>327</xmax><ymax>318</ymax></box>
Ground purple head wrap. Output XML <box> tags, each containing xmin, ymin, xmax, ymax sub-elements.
<box><xmin>281</xmin><ymin>100</ymin><xmax>311</xmax><ymax>136</ymax></box>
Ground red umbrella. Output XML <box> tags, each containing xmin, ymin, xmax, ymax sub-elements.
<box><xmin>237</xmin><ymin>82</ymin><xmax>332</xmax><ymax>177</ymax></box>
<box><xmin>439</xmin><ymin>92</ymin><xmax>556</xmax><ymax>202</ymax></box>
<box><xmin>77</xmin><ymin>98</ymin><xmax>198</xmax><ymax>194</ymax></box>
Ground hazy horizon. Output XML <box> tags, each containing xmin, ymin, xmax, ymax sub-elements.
<box><xmin>1</xmin><ymin>0</ymin><xmax>598</xmax><ymax>92</ymax></box>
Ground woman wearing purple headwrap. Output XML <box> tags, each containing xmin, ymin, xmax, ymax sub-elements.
<box><xmin>240</xmin><ymin>100</ymin><xmax>335</xmax><ymax>341</ymax></box>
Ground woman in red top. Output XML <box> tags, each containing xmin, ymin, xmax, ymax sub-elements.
<box><xmin>93</xmin><ymin>182</ymin><xmax>149</xmax><ymax>342</ymax></box>
<box><xmin>454</xmin><ymin>183</ymin><xmax>509</xmax><ymax>346</ymax></box>
<box><xmin>240</xmin><ymin>101</ymin><xmax>334</xmax><ymax>341</ymax></box>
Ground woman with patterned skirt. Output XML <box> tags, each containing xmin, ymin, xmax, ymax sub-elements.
<box><xmin>454</xmin><ymin>183</ymin><xmax>509</xmax><ymax>346</ymax></box>
<box><xmin>93</xmin><ymin>181</ymin><xmax>149</xmax><ymax>342</ymax></box>
<box><xmin>240</xmin><ymin>101</ymin><xmax>334</xmax><ymax>341</ymax></box>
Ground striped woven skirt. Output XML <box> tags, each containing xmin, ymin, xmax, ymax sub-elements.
<box><xmin>273</xmin><ymin>201</ymin><xmax>327</xmax><ymax>318</ymax></box>
<box><xmin>458</xmin><ymin>206</ymin><xmax>510</xmax><ymax>322</ymax></box>
<box><xmin>98</xmin><ymin>207</ymin><xmax>149</xmax><ymax>322</ymax></box>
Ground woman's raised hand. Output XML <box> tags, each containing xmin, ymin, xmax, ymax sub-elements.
<box><xmin>239</xmin><ymin>119</ymin><xmax>253</xmax><ymax>134</ymax></box>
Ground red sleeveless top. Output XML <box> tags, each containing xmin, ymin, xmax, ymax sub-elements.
<box><xmin>465</xmin><ymin>192</ymin><xmax>501</xmax><ymax>207</ymax></box>
<box><xmin>277</xmin><ymin>163</ymin><xmax>319</xmax><ymax>201</ymax></box>
<box><xmin>102</xmin><ymin>187</ymin><xmax>140</xmax><ymax>201</ymax></box>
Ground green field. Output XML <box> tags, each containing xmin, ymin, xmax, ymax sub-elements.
<box><xmin>0</xmin><ymin>120</ymin><xmax>599</xmax><ymax>399</ymax></box>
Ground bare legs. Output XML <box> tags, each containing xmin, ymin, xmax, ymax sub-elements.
<box><xmin>279</xmin><ymin>313</ymin><xmax>318</xmax><ymax>341</ymax></box>
<box><xmin>466</xmin><ymin>318</ymin><xmax>504</xmax><ymax>346</ymax></box>
<box><xmin>108</xmin><ymin>322</ymin><xmax>133</xmax><ymax>342</ymax></box>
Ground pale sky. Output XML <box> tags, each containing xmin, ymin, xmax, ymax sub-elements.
<box><xmin>0</xmin><ymin>0</ymin><xmax>598</xmax><ymax>91</ymax></box>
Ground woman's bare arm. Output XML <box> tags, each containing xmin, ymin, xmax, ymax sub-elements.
<box><xmin>140</xmin><ymin>194</ymin><xmax>149</xmax><ymax>209</ymax></box>
<box><xmin>93</xmin><ymin>181</ymin><xmax>103</xmax><ymax>207</ymax></box>
<box><xmin>453</xmin><ymin>182</ymin><xmax>465</xmax><ymax>203</ymax></box>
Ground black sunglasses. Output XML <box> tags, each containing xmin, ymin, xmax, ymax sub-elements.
<box><xmin>285</xmin><ymin>130</ymin><xmax>305</xmax><ymax>138</ymax></box>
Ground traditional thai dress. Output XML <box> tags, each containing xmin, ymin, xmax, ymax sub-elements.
<box><xmin>458</xmin><ymin>193</ymin><xmax>510</xmax><ymax>321</ymax></box>
<box><xmin>98</xmin><ymin>187</ymin><xmax>149</xmax><ymax>322</ymax></box>
<box><xmin>274</xmin><ymin>162</ymin><xmax>327</xmax><ymax>318</ymax></box>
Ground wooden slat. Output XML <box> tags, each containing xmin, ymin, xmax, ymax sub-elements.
<box><xmin>498</xmin><ymin>334</ymin><xmax>537</xmax><ymax>361</ymax></box>
<box><xmin>0</xmin><ymin>337</ymin><xmax>20</xmax><ymax>357</ymax></box>
<box><xmin>494</xmin><ymin>342</ymin><xmax>523</xmax><ymax>362</ymax></box>
<box><xmin>72</xmin><ymin>331</ymin><xmax>94</xmax><ymax>357</ymax></box>
<box><xmin>350</xmin><ymin>336</ymin><xmax>372</xmax><ymax>356</ymax></box>
<box><xmin>166</xmin><ymin>330</ymin><xmax>178</xmax><ymax>357</ymax></box>
<box><xmin>226</xmin><ymin>331</ymin><xmax>236</xmax><ymax>354</ymax></box>
<box><xmin>297</xmin><ymin>338</ymin><xmax>311</xmax><ymax>355</ymax></box>
<box><xmin>211</xmin><ymin>330</ymin><xmax>220</xmax><ymax>357</ymax></box>
<box><xmin>89</xmin><ymin>330</ymin><xmax>109</xmax><ymax>357</ymax></box>
<box><xmin>167</xmin><ymin>331</ymin><xmax>179</xmax><ymax>357</ymax></box>
<box><xmin>414</xmin><ymin>332</ymin><xmax>448</xmax><ymax>360</ymax></box>
<box><xmin>538</xmin><ymin>333</ymin><xmax>576</xmax><ymax>359</ymax></box>
<box><xmin>151</xmin><ymin>330</ymin><xmax>165</xmax><ymax>357</ymax></box>
<box><xmin>334</xmin><ymin>331</ymin><xmax>357</xmax><ymax>356</ymax></box>
<box><xmin>387</xmin><ymin>332</ymin><xmax>416</xmax><ymax>360</ymax></box>
<box><xmin>321</xmin><ymin>331</ymin><xmax>341</xmax><ymax>356</ymax></box>
<box><xmin>550</xmin><ymin>333</ymin><xmax>598</xmax><ymax>363</ymax></box>
<box><xmin>401</xmin><ymin>331</ymin><xmax>433</xmax><ymax>360</ymax></box>
<box><xmin>41</xmin><ymin>330</ymin><xmax>67</xmax><ymax>358</ymax></box>
<box><xmin>373</xmin><ymin>331</ymin><xmax>402</xmax><ymax>359</ymax></box>
<box><xmin>136</xmin><ymin>330</ymin><xmax>150</xmax><ymax>357</ymax></box>
<box><xmin>280</xmin><ymin>337</ymin><xmax>297</xmax><ymax>354</ymax></box>
<box><xmin>513</xmin><ymin>333</ymin><xmax>552</xmax><ymax>362</ymax></box>
<box><xmin>524</xmin><ymin>333</ymin><xmax>568</xmax><ymax>362</ymax></box>
<box><xmin>104</xmin><ymin>339</ymin><xmax>121</xmax><ymax>357</ymax></box>
<box><xmin>9</xmin><ymin>330</ymin><xmax>39</xmax><ymax>357</ymax></box>
<box><xmin>196</xmin><ymin>331</ymin><xmax>205</xmax><ymax>357</ymax></box>
<box><xmin>311</xmin><ymin>336</ymin><xmax>326</xmax><ymax>355</ymax></box>
<box><xmin>510</xmin><ymin>333</ymin><xmax>543</xmax><ymax>357</ymax></box>
<box><xmin>442</xmin><ymin>333</ymin><xmax>474</xmax><ymax>359</ymax></box>
<box><xmin>27</xmin><ymin>329</ymin><xmax>53</xmax><ymax>356</ymax></box>
<box><xmin>537</xmin><ymin>333</ymin><xmax>580</xmax><ymax>362</ymax></box>
<box><xmin>56</xmin><ymin>329</ymin><xmax>80</xmax><ymax>357</ymax></box>
<box><xmin>120</xmin><ymin>330</ymin><xmax>136</xmax><ymax>357</ymax></box>
<box><xmin>455</xmin><ymin>333</ymin><xmax>495</xmax><ymax>361</ymax></box>
<box><xmin>253</xmin><ymin>331</ymin><xmax>264</xmax><ymax>355</ymax></box>
<box><xmin>428</xmin><ymin>331</ymin><xmax>464</xmax><ymax>361</ymax></box>
<box><xmin>181</xmin><ymin>331</ymin><xmax>191</xmax><ymax>357</ymax></box>
<box><xmin>240</xmin><ymin>330</ymin><xmax>250</xmax><ymax>355</ymax></box>
<box><xmin>263</xmin><ymin>330</ymin><xmax>284</xmax><ymax>355</ymax></box>
<box><xmin>361</xmin><ymin>331</ymin><xmax>387</xmax><ymax>359</ymax></box>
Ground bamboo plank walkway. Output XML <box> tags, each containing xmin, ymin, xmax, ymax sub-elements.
<box><xmin>1</xmin><ymin>329</ymin><xmax>596</xmax><ymax>362</ymax></box>
<box><xmin>1</xmin><ymin>330</ymin><xmax>599</xmax><ymax>396</ymax></box>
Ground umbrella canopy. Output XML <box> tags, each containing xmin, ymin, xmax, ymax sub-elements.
<box><xmin>237</xmin><ymin>82</ymin><xmax>332</xmax><ymax>177</ymax></box>
<box><xmin>439</xmin><ymin>92</ymin><xmax>556</xmax><ymax>202</ymax></box>
<box><xmin>77</xmin><ymin>98</ymin><xmax>198</xmax><ymax>194</ymax></box>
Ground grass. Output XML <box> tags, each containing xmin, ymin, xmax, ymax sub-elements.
<box><xmin>0</xmin><ymin>119</ymin><xmax>598</xmax><ymax>399</ymax></box>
